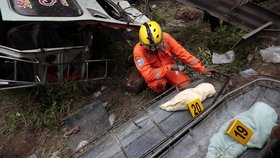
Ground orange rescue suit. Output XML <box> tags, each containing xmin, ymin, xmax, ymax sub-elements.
<box><xmin>133</xmin><ymin>32</ymin><xmax>206</xmax><ymax>93</ymax></box>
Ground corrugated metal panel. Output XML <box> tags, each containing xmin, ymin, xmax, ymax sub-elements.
<box><xmin>176</xmin><ymin>0</ymin><xmax>280</xmax><ymax>39</ymax></box>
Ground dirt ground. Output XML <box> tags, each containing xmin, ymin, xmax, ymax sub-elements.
<box><xmin>1</xmin><ymin>128</ymin><xmax>38</xmax><ymax>158</ymax></box>
<box><xmin>1</xmin><ymin>0</ymin><xmax>280</xmax><ymax>158</ymax></box>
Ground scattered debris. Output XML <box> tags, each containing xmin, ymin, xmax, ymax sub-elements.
<box><xmin>15</xmin><ymin>112</ymin><xmax>21</xmax><ymax>117</ymax></box>
<box><xmin>152</xmin><ymin>4</ymin><xmax>157</xmax><ymax>9</ymax></box>
<box><xmin>167</xmin><ymin>19</ymin><xmax>188</xmax><ymax>27</ymax></box>
<box><xmin>93</xmin><ymin>91</ymin><xmax>102</xmax><ymax>97</ymax></box>
<box><xmin>246</xmin><ymin>53</ymin><xmax>254</xmax><ymax>66</ymax></box>
<box><xmin>93</xmin><ymin>86</ymin><xmax>106</xmax><ymax>97</ymax></box>
<box><xmin>101</xmin><ymin>86</ymin><xmax>106</xmax><ymax>91</ymax></box>
<box><xmin>174</xmin><ymin>6</ymin><xmax>203</xmax><ymax>21</ymax></box>
<box><xmin>76</xmin><ymin>140</ymin><xmax>88</xmax><ymax>152</ymax></box>
<box><xmin>260</xmin><ymin>46</ymin><xmax>280</xmax><ymax>63</ymax></box>
<box><xmin>109</xmin><ymin>114</ymin><xmax>116</xmax><ymax>126</ymax></box>
<box><xmin>102</xmin><ymin>102</ymin><xmax>109</xmax><ymax>108</ymax></box>
<box><xmin>240</xmin><ymin>68</ymin><xmax>257</xmax><ymax>78</ymax></box>
<box><xmin>257</xmin><ymin>63</ymin><xmax>280</xmax><ymax>78</ymax></box>
<box><xmin>63</xmin><ymin>125</ymin><xmax>81</xmax><ymax>139</ymax></box>
<box><xmin>212</xmin><ymin>50</ymin><xmax>235</xmax><ymax>64</ymax></box>
<box><xmin>50</xmin><ymin>151</ymin><xmax>60</xmax><ymax>158</ymax></box>
<box><xmin>178</xmin><ymin>65</ymin><xmax>185</xmax><ymax>71</ymax></box>
<box><xmin>27</xmin><ymin>154</ymin><xmax>36</xmax><ymax>158</ymax></box>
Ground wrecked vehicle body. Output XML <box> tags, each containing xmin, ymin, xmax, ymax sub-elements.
<box><xmin>69</xmin><ymin>77</ymin><xmax>280</xmax><ymax>158</ymax></box>
<box><xmin>0</xmin><ymin>0</ymin><xmax>148</xmax><ymax>89</ymax></box>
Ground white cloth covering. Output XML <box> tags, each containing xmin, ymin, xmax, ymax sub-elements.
<box><xmin>160</xmin><ymin>83</ymin><xmax>216</xmax><ymax>111</ymax></box>
<box><xmin>206</xmin><ymin>102</ymin><xmax>278</xmax><ymax>158</ymax></box>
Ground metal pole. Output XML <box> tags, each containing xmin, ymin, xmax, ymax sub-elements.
<box><xmin>14</xmin><ymin>60</ymin><xmax>17</xmax><ymax>81</ymax></box>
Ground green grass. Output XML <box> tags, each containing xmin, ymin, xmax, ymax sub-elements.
<box><xmin>171</xmin><ymin>23</ymin><xmax>264</xmax><ymax>74</ymax></box>
<box><xmin>1</xmin><ymin>81</ymin><xmax>90</xmax><ymax>133</ymax></box>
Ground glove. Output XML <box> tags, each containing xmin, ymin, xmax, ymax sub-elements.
<box><xmin>202</xmin><ymin>68</ymin><xmax>217</xmax><ymax>76</ymax></box>
<box><xmin>170</xmin><ymin>64</ymin><xmax>179</xmax><ymax>71</ymax></box>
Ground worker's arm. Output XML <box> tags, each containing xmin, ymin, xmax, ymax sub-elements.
<box><xmin>133</xmin><ymin>44</ymin><xmax>173</xmax><ymax>82</ymax></box>
<box><xmin>164</xmin><ymin>33</ymin><xmax>206</xmax><ymax>72</ymax></box>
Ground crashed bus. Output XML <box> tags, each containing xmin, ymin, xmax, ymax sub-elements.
<box><xmin>0</xmin><ymin>0</ymin><xmax>148</xmax><ymax>90</ymax></box>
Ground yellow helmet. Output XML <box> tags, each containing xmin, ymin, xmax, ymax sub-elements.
<box><xmin>139</xmin><ymin>21</ymin><xmax>163</xmax><ymax>51</ymax></box>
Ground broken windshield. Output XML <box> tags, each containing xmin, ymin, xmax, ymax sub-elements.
<box><xmin>9</xmin><ymin>0</ymin><xmax>83</xmax><ymax>17</ymax></box>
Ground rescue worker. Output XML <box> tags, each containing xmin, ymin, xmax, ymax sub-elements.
<box><xmin>133</xmin><ymin>21</ymin><xmax>216</xmax><ymax>93</ymax></box>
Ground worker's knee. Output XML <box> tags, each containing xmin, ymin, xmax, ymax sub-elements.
<box><xmin>147</xmin><ymin>79</ymin><xmax>167</xmax><ymax>93</ymax></box>
<box><xmin>165</xmin><ymin>71</ymin><xmax>190</xmax><ymax>89</ymax></box>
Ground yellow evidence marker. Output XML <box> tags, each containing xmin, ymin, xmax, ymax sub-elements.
<box><xmin>187</xmin><ymin>98</ymin><xmax>204</xmax><ymax>117</ymax></box>
<box><xmin>226</xmin><ymin>119</ymin><xmax>254</xmax><ymax>146</ymax></box>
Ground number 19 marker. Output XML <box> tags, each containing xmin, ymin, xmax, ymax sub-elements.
<box><xmin>226</xmin><ymin>119</ymin><xmax>254</xmax><ymax>146</ymax></box>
